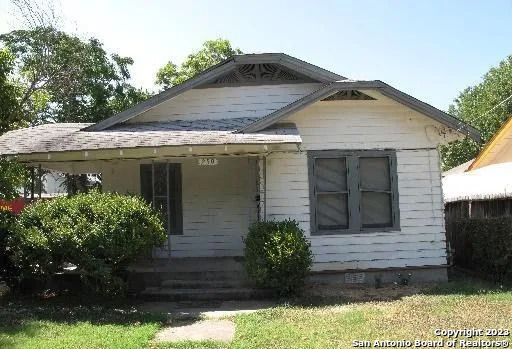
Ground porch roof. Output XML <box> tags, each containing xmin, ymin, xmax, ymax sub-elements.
<box><xmin>0</xmin><ymin>117</ymin><xmax>301</xmax><ymax>156</ymax></box>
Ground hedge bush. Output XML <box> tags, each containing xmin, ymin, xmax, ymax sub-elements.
<box><xmin>10</xmin><ymin>191</ymin><xmax>167</xmax><ymax>295</ymax></box>
<box><xmin>450</xmin><ymin>217</ymin><xmax>512</xmax><ymax>282</ymax></box>
<box><xmin>0</xmin><ymin>210</ymin><xmax>19</xmax><ymax>287</ymax></box>
<box><xmin>244</xmin><ymin>219</ymin><xmax>313</xmax><ymax>296</ymax></box>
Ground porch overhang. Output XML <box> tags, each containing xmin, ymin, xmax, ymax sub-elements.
<box><xmin>12</xmin><ymin>142</ymin><xmax>299</xmax><ymax>173</ymax></box>
<box><xmin>0</xmin><ymin>119</ymin><xmax>302</xmax><ymax>171</ymax></box>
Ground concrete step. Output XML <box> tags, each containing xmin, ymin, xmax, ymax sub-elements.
<box><xmin>160</xmin><ymin>279</ymin><xmax>244</xmax><ymax>289</ymax></box>
<box><xmin>151</xmin><ymin>270</ymin><xmax>247</xmax><ymax>281</ymax></box>
<box><xmin>129</xmin><ymin>257</ymin><xmax>245</xmax><ymax>273</ymax></box>
<box><xmin>140</xmin><ymin>287</ymin><xmax>273</xmax><ymax>301</ymax></box>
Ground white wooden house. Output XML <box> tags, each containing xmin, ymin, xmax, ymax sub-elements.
<box><xmin>0</xmin><ymin>54</ymin><xmax>480</xmax><ymax>287</ymax></box>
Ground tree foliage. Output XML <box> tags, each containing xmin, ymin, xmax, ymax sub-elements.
<box><xmin>441</xmin><ymin>55</ymin><xmax>512</xmax><ymax>170</ymax></box>
<box><xmin>0</xmin><ymin>49</ymin><xmax>24</xmax><ymax>134</ymax></box>
<box><xmin>0</xmin><ymin>158</ymin><xmax>29</xmax><ymax>200</ymax></box>
<box><xmin>0</xmin><ymin>26</ymin><xmax>149</xmax><ymax>125</ymax></box>
<box><xmin>156</xmin><ymin>38</ymin><xmax>242</xmax><ymax>89</ymax></box>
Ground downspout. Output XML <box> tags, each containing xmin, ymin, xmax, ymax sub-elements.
<box><xmin>257</xmin><ymin>155</ymin><xmax>267</xmax><ymax>222</ymax></box>
<box><xmin>263</xmin><ymin>155</ymin><xmax>267</xmax><ymax>221</ymax></box>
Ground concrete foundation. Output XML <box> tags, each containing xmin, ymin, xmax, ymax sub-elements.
<box><xmin>307</xmin><ymin>266</ymin><xmax>448</xmax><ymax>286</ymax></box>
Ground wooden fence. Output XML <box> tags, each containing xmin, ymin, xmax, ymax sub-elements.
<box><xmin>445</xmin><ymin>198</ymin><xmax>512</xmax><ymax>269</ymax></box>
<box><xmin>445</xmin><ymin>198</ymin><xmax>512</xmax><ymax>220</ymax></box>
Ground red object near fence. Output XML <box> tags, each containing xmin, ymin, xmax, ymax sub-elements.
<box><xmin>0</xmin><ymin>199</ymin><xmax>25</xmax><ymax>214</ymax></box>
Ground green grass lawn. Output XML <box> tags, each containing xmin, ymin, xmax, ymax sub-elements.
<box><xmin>1</xmin><ymin>280</ymin><xmax>512</xmax><ymax>349</ymax></box>
<box><xmin>0</xmin><ymin>301</ymin><xmax>166</xmax><ymax>349</ymax></box>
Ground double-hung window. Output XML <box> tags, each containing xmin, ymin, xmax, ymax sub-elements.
<box><xmin>308</xmin><ymin>150</ymin><xmax>400</xmax><ymax>235</ymax></box>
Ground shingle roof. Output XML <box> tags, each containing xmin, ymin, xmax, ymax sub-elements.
<box><xmin>0</xmin><ymin>117</ymin><xmax>301</xmax><ymax>156</ymax></box>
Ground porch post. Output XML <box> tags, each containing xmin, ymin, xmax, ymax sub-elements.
<box><xmin>258</xmin><ymin>156</ymin><xmax>267</xmax><ymax>221</ymax></box>
<box><xmin>38</xmin><ymin>164</ymin><xmax>42</xmax><ymax>199</ymax></box>
<box><xmin>30</xmin><ymin>167</ymin><xmax>35</xmax><ymax>201</ymax></box>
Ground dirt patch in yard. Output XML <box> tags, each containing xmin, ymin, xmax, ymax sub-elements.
<box><xmin>300</xmin><ymin>282</ymin><xmax>437</xmax><ymax>303</ymax></box>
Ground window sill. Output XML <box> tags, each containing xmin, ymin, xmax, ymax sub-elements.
<box><xmin>311</xmin><ymin>227</ymin><xmax>401</xmax><ymax>236</ymax></box>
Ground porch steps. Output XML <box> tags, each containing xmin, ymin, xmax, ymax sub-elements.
<box><xmin>131</xmin><ymin>257</ymin><xmax>273</xmax><ymax>301</ymax></box>
<box><xmin>140</xmin><ymin>286</ymin><xmax>272</xmax><ymax>301</ymax></box>
<box><xmin>160</xmin><ymin>279</ymin><xmax>243</xmax><ymax>289</ymax></box>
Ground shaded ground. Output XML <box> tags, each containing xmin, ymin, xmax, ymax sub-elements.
<box><xmin>0</xmin><ymin>301</ymin><xmax>166</xmax><ymax>349</ymax></box>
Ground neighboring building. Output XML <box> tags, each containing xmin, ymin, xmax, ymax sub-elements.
<box><xmin>0</xmin><ymin>53</ymin><xmax>479</xmax><ymax>284</ymax></box>
<box><xmin>443</xmin><ymin>116</ymin><xmax>512</xmax><ymax>219</ymax></box>
<box><xmin>42</xmin><ymin>171</ymin><xmax>67</xmax><ymax>197</ymax></box>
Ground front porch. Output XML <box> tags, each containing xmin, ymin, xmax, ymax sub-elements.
<box><xmin>20</xmin><ymin>142</ymin><xmax>299</xmax><ymax>259</ymax></box>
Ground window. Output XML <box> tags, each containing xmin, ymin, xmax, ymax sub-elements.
<box><xmin>140</xmin><ymin>163</ymin><xmax>183</xmax><ymax>235</ymax></box>
<box><xmin>308</xmin><ymin>150</ymin><xmax>399</xmax><ymax>235</ymax></box>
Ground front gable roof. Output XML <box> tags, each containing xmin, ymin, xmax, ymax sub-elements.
<box><xmin>238</xmin><ymin>80</ymin><xmax>481</xmax><ymax>141</ymax></box>
<box><xmin>469</xmin><ymin>115</ymin><xmax>512</xmax><ymax>170</ymax></box>
<box><xmin>86</xmin><ymin>53</ymin><xmax>344</xmax><ymax>131</ymax></box>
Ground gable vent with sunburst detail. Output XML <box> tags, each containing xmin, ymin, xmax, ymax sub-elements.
<box><xmin>211</xmin><ymin>63</ymin><xmax>315</xmax><ymax>85</ymax></box>
<box><xmin>322</xmin><ymin>90</ymin><xmax>376</xmax><ymax>101</ymax></box>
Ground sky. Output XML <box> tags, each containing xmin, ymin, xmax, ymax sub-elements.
<box><xmin>0</xmin><ymin>0</ymin><xmax>511</xmax><ymax>111</ymax></box>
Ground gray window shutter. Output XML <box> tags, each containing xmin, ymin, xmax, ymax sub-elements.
<box><xmin>168</xmin><ymin>164</ymin><xmax>183</xmax><ymax>235</ymax></box>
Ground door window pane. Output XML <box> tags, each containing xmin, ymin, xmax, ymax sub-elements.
<box><xmin>317</xmin><ymin>193</ymin><xmax>348</xmax><ymax>230</ymax></box>
<box><xmin>315</xmin><ymin>158</ymin><xmax>347</xmax><ymax>192</ymax></box>
<box><xmin>361</xmin><ymin>192</ymin><xmax>392</xmax><ymax>228</ymax></box>
<box><xmin>360</xmin><ymin>157</ymin><xmax>390</xmax><ymax>190</ymax></box>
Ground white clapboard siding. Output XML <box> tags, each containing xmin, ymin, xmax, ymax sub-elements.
<box><xmin>265</xmin><ymin>99</ymin><xmax>449</xmax><ymax>271</ymax></box>
<box><xmin>286</xmin><ymin>100</ymin><xmax>457</xmax><ymax>149</ymax></box>
<box><xmin>102</xmin><ymin>157</ymin><xmax>258</xmax><ymax>257</ymax></box>
<box><xmin>311</xmin><ymin>257</ymin><xmax>447</xmax><ymax>272</ymax></box>
<box><xmin>129</xmin><ymin>83</ymin><xmax>322</xmax><ymax>122</ymax></box>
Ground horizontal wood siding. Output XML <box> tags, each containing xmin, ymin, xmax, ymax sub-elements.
<box><xmin>102</xmin><ymin>157</ymin><xmax>258</xmax><ymax>257</ymax></box>
<box><xmin>129</xmin><ymin>83</ymin><xmax>322</xmax><ymax>122</ymax></box>
<box><xmin>266</xmin><ymin>99</ymin><xmax>448</xmax><ymax>271</ymax></box>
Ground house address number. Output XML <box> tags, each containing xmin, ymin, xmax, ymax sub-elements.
<box><xmin>198</xmin><ymin>158</ymin><xmax>218</xmax><ymax>166</ymax></box>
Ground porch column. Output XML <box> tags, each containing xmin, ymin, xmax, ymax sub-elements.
<box><xmin>258</xmin><ymin>156</ymin><xmax>267</xmax><ymax>221</ymax></box>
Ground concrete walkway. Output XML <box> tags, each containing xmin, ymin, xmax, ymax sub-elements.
<box><xmin>154</xmin><ymin>319</ymin><xmax>236</xmax><ymax>342</ymax></box>
<box><xmin>140</xmin><ymin>299</ymin><xmax>276</xmax><ymax>319</ymax></box>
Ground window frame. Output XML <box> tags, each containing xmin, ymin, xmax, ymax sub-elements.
<box><xmin>308</xmin><ymin>149</ymin><xmax>400</xmax><ymax>235</ymax></box>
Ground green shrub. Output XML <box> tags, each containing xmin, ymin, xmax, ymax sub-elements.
<box><xmin>244</xmin><ymin>219</ymin><xmax>313</xmax><ymax>296</ymax></box>
<box><xmin>450</xmin><ymin>217</ymin><xmax>512</xmax><ymax>282</ymax></box>
<box><xmin>0</xmin><ymin>210</ymin><xmax>20</xmax><ymax>287</ymax></box>
<box><xmin>10</xmin><ymin>191</ymin><xmax>167</xmax><ymax>295</ymax></box>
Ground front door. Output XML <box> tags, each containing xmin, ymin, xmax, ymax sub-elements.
<box><xmin>140</xmin><ymin>163</ymin><xmax>183</xmax><ymax>255</ymax></box>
